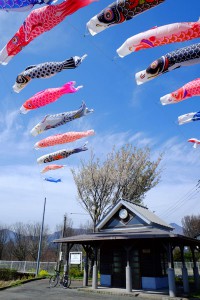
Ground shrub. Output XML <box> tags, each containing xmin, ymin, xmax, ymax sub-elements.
<box><xmin>69</xmin><ymin>267</ymin><xmax>83</xmax><ymax>278</ymax></box>
<box><xmin>0</xmin><ymin>269</ymin><xmax>36</xmax><ymax>281</ymax></box>
<box><xmin>0</xmin><ymin>269</ymin><xmax>19</xmax><ymax>281</ymax></box>
<box><xmin>38</xmin><ymin>270</ymin><xmax>49</xmax><ymax>277</ymax></box>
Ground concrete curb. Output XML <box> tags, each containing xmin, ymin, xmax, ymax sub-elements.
<box><xmin>76</xmin><ymin>287</ymin><xmax>194</xmax><ymax>300</ymax></box>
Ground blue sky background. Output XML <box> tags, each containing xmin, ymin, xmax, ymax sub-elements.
<box><xmin>0</xmin><ymin>0</ymin><xmax>200</xmax><ymax>232</ymax></box>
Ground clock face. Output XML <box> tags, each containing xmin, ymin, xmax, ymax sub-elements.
<box><xmin>119</xmin><ymin>208</ymin><xmax>128</xmax><ymax>220</ymax></box>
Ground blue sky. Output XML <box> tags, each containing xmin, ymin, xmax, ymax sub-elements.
<box><xmin>0</xmin><ymin>0</ymin><xmax>200</xmax><ymax>232</ymax></box>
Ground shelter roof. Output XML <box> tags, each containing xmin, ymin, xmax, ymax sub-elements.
<box><xmin>96</xmin><ymin>199</ymin><xmax>173</xmax><ymax>232</ymax></box>
<box><xmin>54</xmin><ymin>200</ymin><xmax>200</xmax><ymax>247</ymax></box>
<box><xmin>54</xmin><ymin>227</ymin><xmax>200</xmax><ymax>247</ymax></box>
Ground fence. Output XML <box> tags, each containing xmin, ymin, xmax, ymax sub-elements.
<box><xmin>0</xmin><ymin>260</ymin><xmax>199</xmax><ymax>276</ymax></box>
<box><xmin>0</xmin><ymin>260</ymin><xmax>56</xmax><ymax>274</ymax></box>
<box><xmin>174</xmin><ymin>262</ymin><xmax>200</xmax><ymax>276</ymax></box>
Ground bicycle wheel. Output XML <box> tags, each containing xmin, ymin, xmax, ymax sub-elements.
<box><xmin>62</xmin><ymin>275</ymin><xmax>71</xmax><ymax>288</ymax></box>
<box><xmin>49</xmin><ymin>275</ymin><xmax>59</xmax><ymax>288</ymax></box>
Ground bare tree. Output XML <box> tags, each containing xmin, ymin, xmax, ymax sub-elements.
<box><xmin>55</xmin><ymin>214</ymin><xmax>74</xmax><ymax>239</ymax></box>
<box><xmin>77</xmin><ymin>220</ymin><xmax>93</xmax><ymax>235</ymax></box>
<box><xmin>182</xmin><ymin>214</ymin><xmax>200</xmax><ymax>238</ymax></box>
<box><xmin>48</xmin><ymin>214</ymin><xmax>74</xmax><ymax>263</ymax></box>
<box><xmin>0</xmin><ymin>224</ymin><xmax>10</xmax><ymax>259</ymax></box>
<box><xmin>10</xmin><ymin>222</ymin><xmax>49</xmax><ymax>261</ymax></box>
<box><xmin>72</xmin><ymin>144</ymin><xmax>162</xmax><ymax>230</ymax></box>
<box><xmin>26</xmin><ymin>222</ymin><xmax>49</xmax><ymax>261</ymax></box>
<box><xmin>11</xmin><ymin>222</ymin><xmax>29</xmax><ymax>261</ymax></box>
<box><xmin>72</xmin><ymin>151</ymin><xmax>116</xmax><ymax>231</ymax></box>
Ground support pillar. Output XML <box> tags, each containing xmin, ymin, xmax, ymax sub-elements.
<box><xmin>125</xmin><ymin>246</ymin><xmax>132</xmax><ymax>293</ymax></box>
<box><xmin>92</xmin><ymin>263</ymin><xmax>98</xmax><ymax>289</ymax></box>
<box><xmin>167</xmin><ymin>243</ymin><xmax>176</xmax><ymax>297</ymax></box>
<box><xmin>180</xmin><ymin>245</ymin><xmax>189</xmax><ymax>294</ymax></box>
<box><xmin>182</xmin><ymin>267</ymin><xmax>189</xmax><ymax>294</ymax></box>
<box><xmin>168</xmin><ymin>268</ymin><xmax>176</xmax><ymax>298</ymax></box>
<box><xmin>83</xmin><ymin>250</ymin><xmax>89</xmax><ymax>287</ymax></box>
<box><xmin>92</xmin><ymin>247</ymin><xmax>98</xmax><ymax>289</ymax></box>
<box><xmin>126</xmin><ymin>265</ymin><xmax>132</xmax><ymax>293</ymax></box>
<box><xmin>191</xmin><ymin>246</ymin><xmax>200</xmax><ymax>291</ymax></box>
<box><xmin>64</xmin><ymin>242</ymin><xmax>73</xmax><ymax>278</ymax></box>
<box><xmin>193</xmin><ymin>266</ymin><xmax>200</xmax><ymax>291</ymax></box>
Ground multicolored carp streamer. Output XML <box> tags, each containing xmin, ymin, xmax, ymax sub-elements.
<box><xmin>0</xmin><ymin>0</ymin><xmax>55</xmax><ymax>12</ymax></box>
<box><xmin>41</xmin><ymin>164</ymin><xmax>65</xmax><ymax>173</ymax></box>
<box><xmin>0</xmin><ymin>0</ymin><xmax>95</xmax><ymax>65</ymax></box>
<box><xmin>160</xmin><ymin>78</ymin><xmax>200</xmax><ymax>105</ymax></box>
<box><xmin>20</xmin><ymin>81</ymin><xmax>82</xmax><ymax>114</ymax></box>
<box><xmin>34</xmin><ymin>129</ymin><xmax>95</xmax><ymax>149</ymax></box>
<box><xmin>178</xmin><ymin>111</ymin><xmax>200</xmax><ymax>125</ymax></box>
<box><xmin>37</xmin><ymin>143</ymin><xmax>88</xmax><ymax>164</ymax></box>
<box><xmin>87</xmin><ymin>0</ymin><xmax>165</xmax><ymax>36</ymax></box>
<box><xmin>30</xmin><ymin>101</ymin><xmax>94</xmax><ymax>136</ymax></box>
<box><xmin>117</xmin><ymin>19</ymin><xmax>200</xmax><ymax>57</ymax></box>
<box><xmin>13</xmin><ymin>54</ymin><xmax>87</xmax><ymax>93</ymax></box>
<box><xmin>44</xmin><ymin>177</ymin><xmax>62</xmax><ymax>183</ymax></box>
<box><xmin>135</xmin><ymin>43</ymin><xmax>200</xmax><ymax>85</ymax></box>
<box><xmin>188</xmin><ymin>138</ymin><xmax>200</xmax><ymax>149</ymax></box>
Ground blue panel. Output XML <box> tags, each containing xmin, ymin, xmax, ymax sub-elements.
<box><xmin>100</xmin><ymin>274</ymin><xmax>112</xmax><ymax>287</ymax></box>
<box><xmin>142</xmin><ymin>277</ymin><xmax>168</xmax><ymax>290</ymax></box>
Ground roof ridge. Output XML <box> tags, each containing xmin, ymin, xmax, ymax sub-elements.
<box><xmin>120</xmin><ymin>198</ymin><xmax>148</xmax><ymax>210</ymax></box>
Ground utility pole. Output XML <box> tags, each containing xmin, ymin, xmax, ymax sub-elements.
<box><xmin>35</xmin><ymin>197</ymin><xmax>46</xmax><ymax>276</ymax></box>
<box><xmin>58</xmin><ymin>214</ymin><xmax>67</xmax><ymax>271</ymax></box>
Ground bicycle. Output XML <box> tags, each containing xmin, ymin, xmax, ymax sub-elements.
<box><xmin>49</xmin><ymin>270</ymin><xmax>71</xmax><ymax>288</ymax></box>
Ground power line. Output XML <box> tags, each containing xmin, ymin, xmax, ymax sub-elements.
<box><xmin>159</xmin><ymin>180</ymin><xmax>200</xmax><ymax>219</ymax></box>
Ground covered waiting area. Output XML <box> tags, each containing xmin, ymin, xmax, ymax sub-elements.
<box><xmin>54</xmin><ymin>229</ymin><xmax>200</xmax><ymax>298</ymax></box>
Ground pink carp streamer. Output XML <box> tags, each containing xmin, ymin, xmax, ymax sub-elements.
<box><xmin>0</xmin><ymin>0</ymin><xmax>95</xmax><ymax>65</ymax></box>
<box><xmin>34</xmin><ymin>129</ymin><xmax>95</xmax><ymax>149</ymax></box>
<box><xmin>20</xmin><ymin>81</ymin><xmax>82</xmax><ymax>114</ymax></box>
<box><xmin>41</xmin><ymin>164</ymin><xmax>65</xmax><ymax>173</ymax></box>
<box><xmin>160</xmin><ymin>78</ymin><xmax>200</xmax><ymax>105</ymax></box>
<box><xmin>188</xmin><ymin>138</ymin><xmax>200</xmax><ymax>149</ymax></box>
<box><xmin>117</xmin><ymin>19</ymin><xmax>200</xmax><ymax>57</ymax></box>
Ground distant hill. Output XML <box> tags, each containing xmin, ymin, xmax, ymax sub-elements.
<box><xmin>170</xmin><ymin>223</ymin><xmax>183</xmax><ymax>235</ymax></box>
<box><xmin>0</xmin><ymin>229</ymin><xmax>16</xmax><ymax>242</ymax></box>
<box><xmin>47</xmin><ymin>231</ymin><xmax>62</xmax><ymax>244</ymax></box>
<box><xmin>48</xmin><ymin>228</ymin><xmax>91</xmax><ymax>244</ymax></box>
<box><xmin>0</xmin><ymin>227</ymin><xmax>91</xmax><ymax>245</ymax></box>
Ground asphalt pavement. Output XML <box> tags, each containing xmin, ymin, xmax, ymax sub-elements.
<box><xmin>0</xmin><ymin>279</ymin><xmax>193</xmax><ymax>300</ymax></box>
<box><xmin>0</xmin><ymin>279</ymin><xmax>146</xmax><ymax>300</ymax></box>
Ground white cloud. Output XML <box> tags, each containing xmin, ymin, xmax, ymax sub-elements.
<box><xmin>144</xmin><ymin>137</ymin><xmax>200</xmax><ymax>226</ymax></box>
<box><xmin>145</xmin><ymin>182</ymin><xmax>200</xmax><ymax>226</ymax></box>
<box><xmin>0</xmin><ymin>164</ymin><xmax>89</xmax><ymax>232</ymax></box>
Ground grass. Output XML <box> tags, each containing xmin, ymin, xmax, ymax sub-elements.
<box><xmin>176</xmin><ymin>278</ymin><xmax>200</xmax><ymax>299</ymax></box>
<box><xmin>190</xmin><ymin>295</ymin><xmax>200</xmax><ymax>299</ymax></box>
<box><xmin>0</xmin><ymin>276</ymin><xmax>47</xmax><ymax>290</ymax></box>
<box><xmin>0</xmin><ymin>279</ymin><xmax>21</xmax><ymax>289</ymax></box>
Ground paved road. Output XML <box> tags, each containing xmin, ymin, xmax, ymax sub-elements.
<box><xmin>0</xmin><ymin>279</ymin><xmax>146</xmax><ymax>300</ymax></box>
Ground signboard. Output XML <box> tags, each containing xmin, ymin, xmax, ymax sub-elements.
<box><xmin>69</xmin><ymin>252</ymin><xmax>82</xmax><ymax>265</ymax></box>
